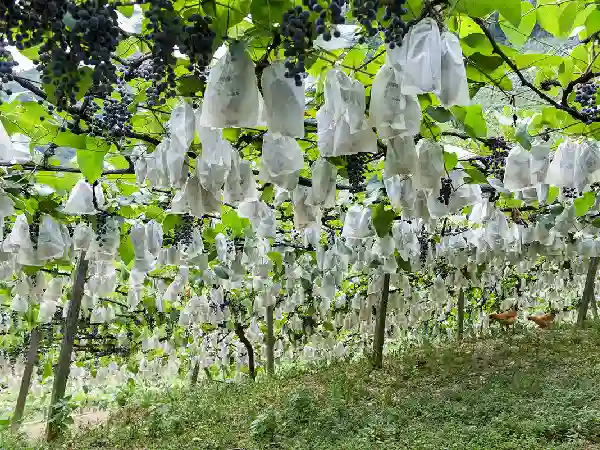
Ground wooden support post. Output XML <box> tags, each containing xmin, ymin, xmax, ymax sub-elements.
<box><xmin>457</xmin><ymin>288</ymin><xmax>465</xmax><ymax>341</ymax></box>
<box><xmin>234</xmin><ymin>322</ymin><xmax>256</xmax><ymax>380</ymax></box>
<box><xmin>266</xmin><ymin>305</ymin><xmax>275</xmax><ymax>375</ymax></box>
<box><xmin>578</xmin><ymin>257</ymin><xmax>599</xmax><ymax>328</ymax></box>
<box><xmin>46</xmin><ymin>252</ymin><xmax>88</xmax><ymax>441</ymax></box>
<box><xmin>11</xmin><ymin>328</ymin><xmax>41</xmax><ymax>432</ymax></box>
<box><xmin>372</xmin><ymin>273</ymin><xmax>391</xmax><ymax>369</ymax></box>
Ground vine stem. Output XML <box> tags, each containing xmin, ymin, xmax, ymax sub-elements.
<box><xmin>473</xmin><ymin>17</ymin><xmax>599</xmax><ymax>124</ymax></box>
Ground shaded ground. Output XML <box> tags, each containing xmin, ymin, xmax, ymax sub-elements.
<box><xmin>5</xmin><ymin>325</ymin><xmax>600</xmax><ymax>449</ymax></box>
<box><xmin>21</xmin><ymin>410</ymin><xmax>109</xmax><ymax>441</ymax></box>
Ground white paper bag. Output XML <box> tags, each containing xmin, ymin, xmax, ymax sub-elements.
<box><xmin>439</xmin><ymin>31</ymin><xmax>470</xmax><ymax>107</ymax></box>
<box><xmin>503</xmin><ymin>146</ymin><xmax>532</xmax><ymax>191</ymax></box>
<box><xmin>64</xmin><ymin>180</ymin><xmax>104</xmax><ymax>214</ymax></box>
<box><xmin>260</xmin><ymin>133</ymin><xmax>304</xmax><ymax>189</ymax></box>
<box><xmin>397</xmin><ymin>18</ymin><xmax>442</xmax><ymax>96</ymax></box>
<box><xmin>545</xmin><ymin>139</ymin><xmax>579</xmax><ymax>188</ymax></box>
<box><xmin>370</xmin><ymin>64</ymin><xmax>421</xmax><ymax>138</ymax></box>
<box><xmin>341</xmin><ymin>205</ymin><xmax>374</xmax><ymax>239</ymax></box>
<box><xmin>309</xmin><ymin>158</ymin><xmax>337</xmax><ymax>207</ymax></box>
<box><xmin>415</xmin><ymin>139</ymin><xmax>444</xmax><ymax>190</ymax></box>
<box><xmin>384</xmin><ymin>135</ymin><xmax>418</xmax><ymax>177</ymax></box>
<box><xmin>37</xmin><ymin>215</ymin><xmax>66</xmax><ymax>260</ymax></box>
<box><xmin>261</xmin><ymin>62</ymin><xmax>305</xmax><ymax>137</ymax></box>
<box><xmin>199</xmin><ymin>42</ymin><xmax>263</xmax><ymax>128</ymax></box>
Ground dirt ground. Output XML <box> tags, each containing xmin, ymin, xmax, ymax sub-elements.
<box><xmin>20</xmin><ymin>410</ymin><xmax>109</xmax><ymax>441</ymax></box>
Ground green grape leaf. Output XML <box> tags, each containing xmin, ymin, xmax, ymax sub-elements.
<box><xmin>443</xmin><ymin>151</ymin><xmax>459</xmax><ymax>172</ymax></box>
<box><xmin>214</xmin><ymin>265</ymin><xmax>230</xmax><ymax>279</ymax></box>
<box><xmin>498</xmin><ymin>0</ymin><xmax>522</xmax><ymax>28</ymax></box>
<box><xmin>574</xmin><ymin>191</ymin><xmax>596</xmax><ymax>217</ymax></box>
<box><xmin>547</xmin><ymin>186</ymin><xmax>559</xmax><ymax>204</ymax></box>
<box><xmin>372</xmin><ymin>203</ymin><xmax>396</xmax><ymax>238</ymax></box>
<box><xmin>500</xmin><ymin>1</ymin><xmax>536</xmax><ymax>47</ymax></box>
<box><xmin>119</xmin><ymin>234</ymin><xmax>135</xmax><ymax>265</ymax></box>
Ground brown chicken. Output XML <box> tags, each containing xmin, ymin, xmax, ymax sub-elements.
<box><xmin>527</xmin><ymin>312</ymin><xmax>556</xmax><ymax>329</ymax></box>
<box><xmin>489</xmin><ymin>308</ymin><xmax>518</xmax><ymax>330</ymax></box>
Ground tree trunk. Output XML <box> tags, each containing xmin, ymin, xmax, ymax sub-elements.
<box><xmin>578</xmin><ymin>257</ymin><xmax>599</xmax><ymax>328</ymax></box>
<box><xmin>372</xmin><ymin>273</ymin><xmax>391</xmax><ymax>369</ymax></box>
<box><xmin>47</xmin><ymin>252</ymin><xmax>88</xmax><ymax>441</ymax></box>
<box><xmin>457</xmin><ymin>288</ymin><xmax>465</xmax><ymax>341</ymax></box>
<box><xmin>234</xmin><ymin>322</ymin><xmax>255</xmax><ymax>380</ymax></box>
<box><xmin>11</xmin><ymin>327</ymin><xmax>41</xmax><ymax>432</ymax></box>
<box><xmin>190</xmin><ymin>362</ymin><xmax>200</xmax><ymax>385</ymax></box>
<box><xmin>265</xmin><ymin>305</ymin><xmax>275</xmax><ymax>375</ymax></box>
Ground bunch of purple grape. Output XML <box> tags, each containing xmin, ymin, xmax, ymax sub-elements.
<box><xmin>437</xmin><ymin>178</ymin><xmax>452</xmax><ymax>205</ymax></box>
<box><xmin>575</xmin><ymin>81</ymin><xmax>598</xmax><ymax>124</ymax></box>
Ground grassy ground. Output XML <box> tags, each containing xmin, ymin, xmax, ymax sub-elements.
<box><xmin>6</xmin><ymin>324</ymin><xmax>600</xmax><ymax>450</ymax></box>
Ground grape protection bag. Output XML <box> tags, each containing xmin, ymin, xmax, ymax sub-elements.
<box><xmin>575</xmin><ymin>139</ymin><xmax>600</xmax><ymax>190</ymax></box>
<box><xmin>384</xmin><ymin>135</ymin><xmax>418</xmax><ymax>177</ymax></box>
<box><xmin>530</xmin><ymin>141</ymin><xmax>550</xmax><ymax>184</ymax></box>
<box><xmin>199</xmin><ymin>42</ymin><xmax>263</xmax><ymax>128</ymax></box>
<box><xmin>131</xmin><ymin>222</ymin><xmax>155</xmax><ymax>273</ymax></box>
<box><xmin>73</xmin><ymin>223</ymin><xmax>93</xmax><ymax>251</ymax></box>
<box><xmin>415</xmin><ymin>139</ymin><xmax>444</xmax><ymax>190</ymax></box>
<box><xmin>545</xmin><ymin>138</ymin><xmax>579</xmax><ymax>187</ymax></box>
<box><xmin>309</xmin><ymin>158</ymin><xmax>337</xmax><ymax>207</ymax></box>
<box><xmin>260</xmin><ymin>132</ymin><xmax>304</xmax><ymax>190</ymax></box>
<box><xmin>37</xmin><ymin>215</ymin><xmax>66</xmax><ymax>261</ymax></box>
<box><xmin>317</xmin><ymin>69</ymin><xmax>377</xmax><ymax>156</ymax></box>
<box><xmin>171</xmin><ymin>176</ymin><xmax>221</xmax><ymax>218</ymax></box>
<box><xmin>439</xmin><ymin>31</ymin><xmax>470</xmax><ymax>107</ymax></box>
<box><xmin>370</xmin><ymin>64</ymin><xmax>422</xmax><ymax>138</ymax></box>
<box><xmin>64</xmin><ymin>180</ymin><xmax>104</xmax><ymax>214</ymax></box>
<box><xmin>293</xmin><ymin>186</ymin><xmax>321</xmax><ymax>230</ymax></box>
<box><xmin>384</xmin><ymin>175</ymin><xmax>416</xmax><ymax>211</ymax></box>
<box><xmin>11</xmin><ymin>294</ymin><xmax>28</xmax><ymax>313</ymax></box>
<box><xmin>396</xmin><ymin>18</ymin><xmax>442</xmax><ymax>96</ymax></box>
<box><xmin>342</xmin><ymin>205</ymin><xmax>374</xmax><ymax>239</ymax></box>
<box><xmin>168</xmin><ymin>99</ymin><xmax>195</xmax><ymax>152</ymax></box>
<box><xmin>261</xmin><ymin>62</ymin><xmax>305</xmax><ymax>137</ymax></box>
<box><xmin>224</xmin><ymin>152</ymin><xmax>259</xmax><ymax>204</ymax></box>
<box><xmin>196</xmin><ymin>130</ymin><xmax>233</xmax><ymax>193</ymax></box>
<box><xmin>0</xmin><ymin>121</ymin><xmax>31</xmax><ymax>163</ymax></box>
<box><xmin>503</xmin><ymin>146</ymin><xmax>532</xmax><ymax>191</ymax></box>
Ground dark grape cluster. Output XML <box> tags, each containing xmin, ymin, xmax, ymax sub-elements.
<box><xmin>479</xmin><ymin>138</ymin><xmax>509</xmax><ymax>179</ymax></box>
<box><xmin>437</xmin><ymin>178</ymin><xmax>452</xmax><ymax>205</ymax></box>
<box><xmin>575</xmin><ymin>81</ymin><xmax>598</xmax><ymax>124</ymax></box>
<box><xmin>561</xmin><ymin>187</ymin><xmax>579</xmax><ymax>199</ymax></box>
<box><xmin>33</xmin><ymin>1</ymin><xmax>121</xmax><ymax>108</ymax></box>
<box><xmin>346</xmin><ymin>153</ymin><xmax>369</xmax><ymax>193</ymax></box>
<box><xmin>174</xmin><ymin>214</ymin><xmax>195</xmax><ymax>247</ymax></box>
<box><xmin>0</xmin><ymin>43</ymin><xmax>18</xmax><ymax>99</ymax></box>
<box><xmin>312</xmin><ymin>0</ymin><xmax>346</xmax><ymax>41</ymax></box>
<box><xmin>540</xmin><ymin>79</ymin><xmax>561</xmax><ymax>91</ymax></box>
<box><xmin>575</xmin><ymin>81</ymin><xmax>597</xmax><ymax>107</ymax></box>
<box><xmin>29</xmin><ymin>213</ymin><xmax>40</xmax><ymax>250</ymax></box>
<box><xmin>143</xmin><ymin>0</ymin><xmax>181</xmax><ymax>105</ymax></box>
<box><xmin>417</xmin><ymin>227</ymin><xmax>429</xmax><ymax>266</ymax></box>
<box><xmin>351</xmin><ymin>0</ymin><xmax>408</xmax><ymax>47</ymax></box>
<box><xmin>486</xmin><ymin>136</ymin><xmax>510</xmax><ymax>151</ymax></box>
<box><xmin>89</xmin><ymin>80</ymin><xmax>133</xmax><ymax>138</ymax></box>
<box><xmin>95</xmin><ymin>211</ymin><xmax>112</xmax><ymax>248</ymax></box>
<box><xmin>0</xmin><ymin>0</ymin><xmax>66</xmax><ymax>50</ymax></box>
<box><xmin>352</xmin><ymin>0</ymin><xmax>379</xmax><ymax>37</ymax></box>
<box><xmin>180</xmin><ymin>14</ymin><xmax>216</xmax><ymax>80</ymax></box>
<box><xmin>282</xmin><ymin>6</ymin><xmax>312</xmax><ymax>85</ymax></box>
<box><xmin>381</xmin><ymin>0</ymin><xmax>408</xmax><ymax>48</ymax></box>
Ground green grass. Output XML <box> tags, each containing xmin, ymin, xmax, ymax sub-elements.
<box><xmin>7</xmin><ymin>325</ymin><xmax>600</xmax><ymax>449</ymax></box>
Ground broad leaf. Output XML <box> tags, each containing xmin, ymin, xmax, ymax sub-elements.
<box><xmin>372</xmin><ymin>203</ymin><xmax>395</xmax><ymax>238</ymax></box>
